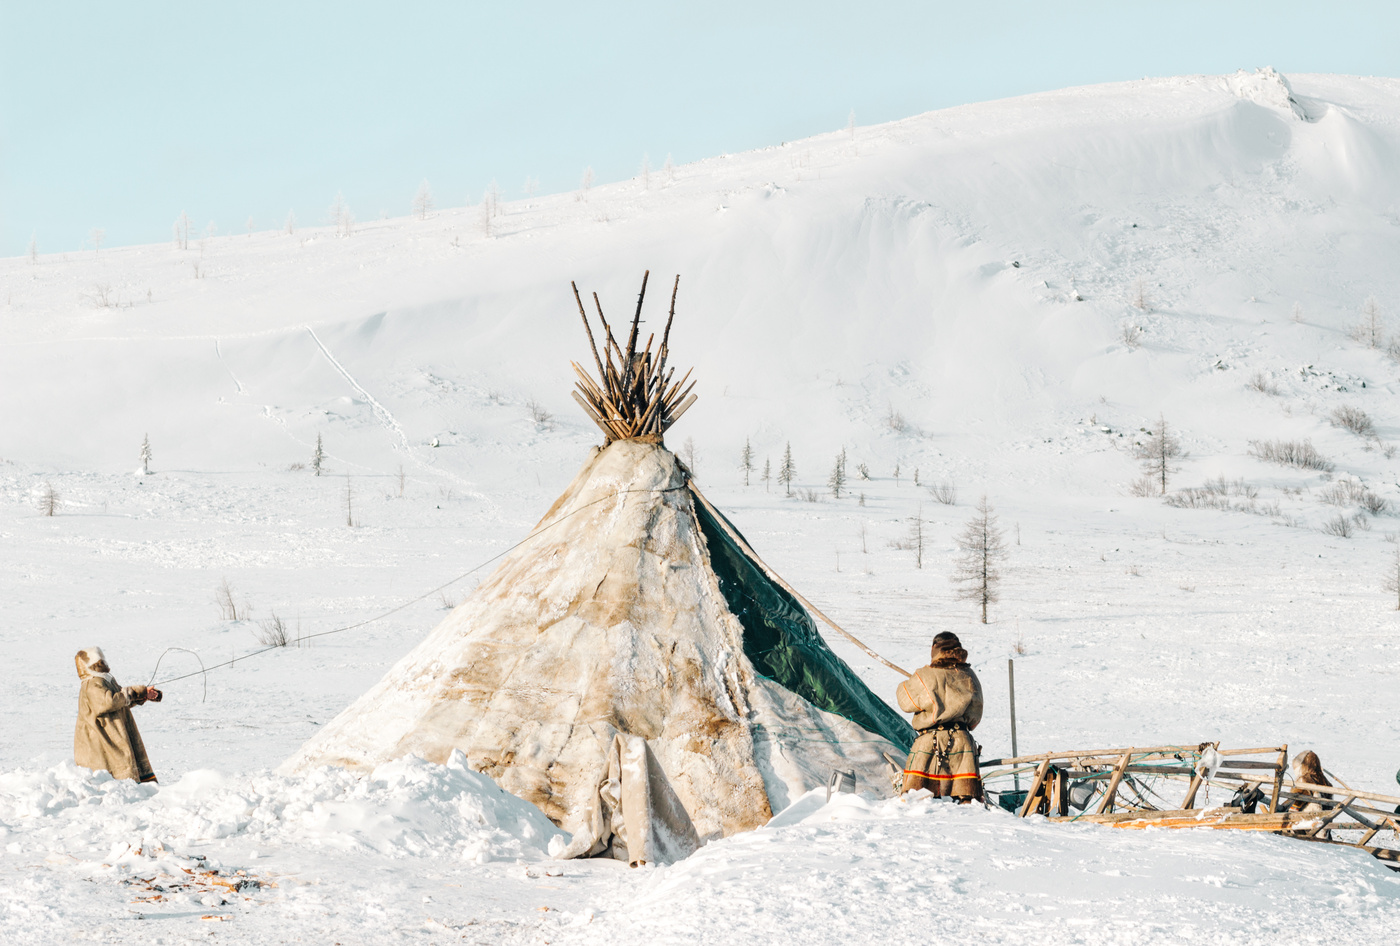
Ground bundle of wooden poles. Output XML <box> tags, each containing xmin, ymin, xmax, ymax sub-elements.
<box><xmin>570</xmin><ymin>271</ymin><xmax>697</xmax><ymax>444</ymax></box>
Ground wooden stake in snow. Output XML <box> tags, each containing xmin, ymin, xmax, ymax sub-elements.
<box><xmin>569</xmin><ymin>271</ymin><xmax>696</xmax><ymax>444</ymax></box>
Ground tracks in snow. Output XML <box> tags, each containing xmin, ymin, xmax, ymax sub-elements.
<box><xmin>303</xmin><ymin>325</ymin><xmax>486</xmax><ymax>500</ymax></box>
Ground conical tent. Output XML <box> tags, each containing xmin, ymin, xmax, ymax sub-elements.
<box><xmin>283</xmin><ymin>275</ymin><xmax>913</xmax><ymax>860</ymax></box>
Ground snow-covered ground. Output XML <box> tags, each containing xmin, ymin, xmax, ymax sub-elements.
<box><xmin>3</xmin><ymin>69</ymin><xmax>1400</xmax><ymax>942</ymax></box>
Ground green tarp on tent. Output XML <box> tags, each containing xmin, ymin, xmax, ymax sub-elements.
<box><xmin>693</xmin><ymin>495</ymin><xmax>915</xmax><ymax>753</ymax></box>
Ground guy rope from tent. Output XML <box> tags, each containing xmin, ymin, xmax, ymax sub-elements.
<box><xmin>688</xmin><ymin>483</ymin><xmax>910</xmax><ymax>678</ymax></box>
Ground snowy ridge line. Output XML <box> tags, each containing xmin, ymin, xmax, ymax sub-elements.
<box><xmin>152</xmin><ymin>485</ymin><xmax>689</xmax><ymax>686</ymax></box>
<box><xmin>302</xmin><ymin>324</ymin><xmax>487</xmax><ymax>501</ymax></box>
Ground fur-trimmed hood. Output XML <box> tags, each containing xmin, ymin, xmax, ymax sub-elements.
<box><xmin>75</xmin><ymin>647</ymin><xmax>116</xmax><ymax>686</ymax></box>
<box><xmin>930</xmin><ymin>647</ymin><xmax>969</xmax><ymax>668</ymax></box>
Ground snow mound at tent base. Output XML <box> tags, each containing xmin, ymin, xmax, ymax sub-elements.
<box><xmin>557</xmin><ymin>789</ymin><xmax>1400</xmax><ymax>946</ymax></box>
<box><xmin>0</xmin><ymin>750</ymin><xmax>566</xmax><ymax>866</ymax></box>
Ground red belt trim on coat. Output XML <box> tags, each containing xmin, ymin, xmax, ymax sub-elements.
<box><xmin>902</xmin><ymin>771</ymin><xmax>978</xmax><ymax>780</ymax></box>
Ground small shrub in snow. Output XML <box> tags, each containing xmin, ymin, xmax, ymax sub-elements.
<box><xmin>856</xmin><ymin>462</ymin><xmax>870</xmax><ymax>480</ymax></box>
<box><xmin>1128</xmin><ymin>475</ymin><xmax>1158</xmax><ymax>497</ymax></box>
<box><xmin>1248</xmin><ymin>439</ymin><xmax>1333</xmax><ymax>472</ymax></box>
<box><xmin>1321</xmin><ymin>514</ymin><xmax>1353</xmax><ymax>538</ymax></box>
<box><xmin>928</xmin><ymin>480</ymin><xmax>957</xmax><ymax>505</ymax></box>
<box><xmin>1247</xmin><ymin>371</ymin><xmax>1280</xmax><ymax>396</ymax></box>
<box><xmin>526</xmin><ymin>398</ymin><xmax>553</xmax><ymax>428</ymax></box>
<box><xmin>256</xmin><ymin>612</ymin><xmax>289</xmax><ymax>647</ymax></box>
<box><xmin>1385</xmin><ymin>546</ymin><xmax>1400</xmax><ymax>610</ymax></box>
<box><xmin>886</xmin><ymin>406</ymin><xmax>908</xmax><ymax>433</ymax></box>
<box><xmin>215</xmin><ymin>578</ymin><xmax>246</xmax><ymax>622</ymax></box>
<box><xmin>798</xmin><ymin>487</ymin><xmax>823</xmax><ymax>503</ymax></box>
<box><xmin>1131</xmin><ymin>279</ymin><xmax>1151</xmax><ymax>311</ymax></box>
<box><xmin>1120</xmin><ymin>323</ymin><xmax>1143</xmax><ymax>349</ymax></box>
<box><xmin>1330</xmin><ymin>405</ymin><xmax>1375</xmax><ymax>438</ymax></box>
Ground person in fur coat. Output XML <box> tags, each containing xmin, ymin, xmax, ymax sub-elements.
<box><xmin>74</xmin><ymin>646</ymin><xmax>161</xmax><ymax>783</ymax></box>
<box><xmin>896</xmin><ymin>632</ymin><xmax>984</xmax><ymax>800</ymax></box>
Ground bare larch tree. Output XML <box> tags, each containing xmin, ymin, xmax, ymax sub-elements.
<box><xmin>778</xmin><ymin>443</ymin><xmax>796</xmax><ymax>496</ymax></box>
<box><xmin>1134</xmin><ymin>414</ymin><xmax>1186</xmax><ymax>495</ymax></box>
<box><xmin>951</xmin><ymin>494</ymin><xmax>1007</xmax><ymax>624</ymax></box>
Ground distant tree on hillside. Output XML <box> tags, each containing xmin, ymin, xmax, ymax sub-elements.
<box><xmin>681</xmin><ymin>437</ymin><xmax>698</xmax><ymax>473</ymax></box>
<box><xmin>952</xmin><ymin>494</ymin><xmax>1006</xmax><ymax>623</ymax></box>
<box><xmin>778</xmin><ymin>443</ymin><xmax>795</xmax><ymax>497</ymax></box>
<box><xmin>329</xmin><ymin>193</ymin><xmax>353</xmax><ymax>238</ymax></box>
<box><xmin>906</xmin><ymin>503</ymin><xmax>926</xmax><ymax>569</ymax></box>
<box><xmin>1385</xmin><ymin>544</ymin><xmax>1400</xmax><ymax>611</ymax></box>
<box><xmin>761</xmin><ymin>457</ymin><xmax>771</xmax><ymax>492</ymax></box>
<box><xmin>284</xmin><ymin>210</ymin><xmax>296</xmax><ymax>235</ymax></box>
<box><xmin>413</xmin><ymin>180</ymin><xmax>434</xmax><ymax>220</ymax></box>
<box><xmin>139</xmin><ymin>434</ymin><xmax>152</xmax><ymax>476</ymax></box>
<box><xmin>1134</xmin><ymin>414</ymin><xmax>1187</xmax><ymax>495</ymax></box>
<box><xmin>828</xmin><ymin>453</ymin><xmax>846</xmax><ymax>499</ymax></box>
<box><xmin>312</xmin><ymin>434</ymin><xmax>325</xmax><ymax>476</ymax></box>
<box><xmin>27</xmin><ymin>232</ymin><xmax>37</xmax><ymax>263</ymax></box>
<box><xmin>1351</xmin><ymin>296</ymin><xmax>1385</xmax><ymax>349</ymax></box>
<box><xmin>640</xmin><ymin>153</ymin><xmax>651</xmax><ymax>191</ymax></box>
<box><xmin>38</xmin><ymin>482</ymin><xmax>61</xmax><ymax>517</ymax></box>
<box><xmin>893</xmin><ymin>460</ymin><xmax>901</xmax><ymax>486</ymax></box>
<box><xmin>89</xmin><ymin>228</ymin><xmax>104</xmax><ymax>256</ymax></box>
<box><xmin>578</xmin><ymin>167</ymin><xmax>594</xmax><ymax>201</ymax></box>
<box><xmin>173</xmin><ymin>212</ymin><xmax>192</xmax><ymax>250</ymax></box>
<box><xmin>740</xmin><ymin>439</ymin><xmax>754</xmax><ymax>486</ymax></box>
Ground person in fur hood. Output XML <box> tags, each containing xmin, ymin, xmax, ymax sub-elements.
<box><xmin>896</xmin><ymin>632</ymin><xmax>984</xmax><ymax>800</ymax></box>
<box><xmin>74</xmin><ymin>646</ymin><xmax>161</xmax><ymax>783</ymax></box>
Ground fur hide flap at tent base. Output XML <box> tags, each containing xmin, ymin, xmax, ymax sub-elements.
<box><xmin>284</xmin><ymin>272</ymin><xmax>1399</xmax><ymax>872</ymax></box>
<box><xmin>284</xmin><ymin>273</ymin><xmax>913</xmax><ymax>865</ymax></box>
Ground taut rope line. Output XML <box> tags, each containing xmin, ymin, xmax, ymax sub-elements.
<box><xmin>152</xmin><ymin>485</ymin><xmax>687</xmax><ymax>686</ymax></box>
<box><xmin>151</xmin><ymin>480</ymin><xmax>912</xmax><ymax>689</ymax></box>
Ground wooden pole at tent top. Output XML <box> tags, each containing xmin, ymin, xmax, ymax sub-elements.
<box><xmin>570</xmin><ymin>272</ymin><xmax>696</xmax><ymax>444</ymax></box>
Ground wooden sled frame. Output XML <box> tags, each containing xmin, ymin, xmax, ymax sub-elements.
<box><xmin>980</xmin><ymin>743</ymin><xmax>1400</xmax><ymax>871</ymax></box>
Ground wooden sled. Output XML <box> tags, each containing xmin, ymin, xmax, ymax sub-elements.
<box><xmin>980</xmin><ymin>743</ymin><xmax>1400</xmax><ymax>871</ymax></box>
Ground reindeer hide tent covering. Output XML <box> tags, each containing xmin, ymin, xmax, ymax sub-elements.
<box><xmin>282</xmin><ymin>440</ymin><xmax>910</xmax><ymax>862</ymax></box>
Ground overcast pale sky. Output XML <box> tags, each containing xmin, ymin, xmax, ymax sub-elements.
<box><xmin>3</xmin><ymin>1</ymin><xmax>1398</xmax><ymax>256</ymax></box>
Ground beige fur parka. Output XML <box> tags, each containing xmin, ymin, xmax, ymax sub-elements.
<box><xmin>73</xmin><ymin>647</ymin><xmax>156</xmax><ymax>783</ymax></box>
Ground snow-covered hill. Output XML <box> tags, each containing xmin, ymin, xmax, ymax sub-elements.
<box><xmin>3</xmin><ymin>70</ymin><xmax>1400</xmax><ymax>943</ymax></box>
